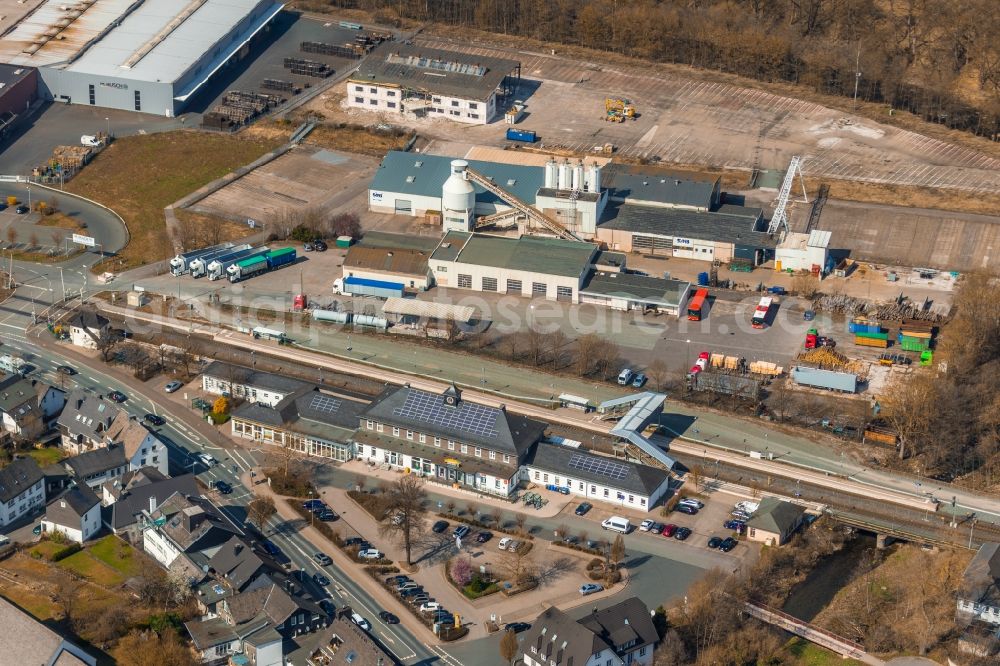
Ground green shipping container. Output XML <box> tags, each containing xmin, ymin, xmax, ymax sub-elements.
<box><xmin>900</xmin><ymin>338</ymin><xmax>929</xmax><ymax>352</ymax></box>
<box><xmin>336</xmin><ymin>235</ymin><xmax>353</xmax><ymax>248</ymax></box>
<box><xmin>236</xmin><ymin>255</ymin><xmax>267</xmax><ymax>269</ymax></box>
<box><xmin>266</xmin><ymin>247</ymin><xmax>296</xmax><ymax>261</ymax></box>
<box><xmin>855</xmin><ymin>330</ymin><xmax>889</xmax><ymax>340</ymax></box>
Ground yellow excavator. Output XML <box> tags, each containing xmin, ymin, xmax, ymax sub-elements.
<box><xmin>605</xmin><ymin>97</ymin><xmax>636</xmax><ymax>122</ymax></box>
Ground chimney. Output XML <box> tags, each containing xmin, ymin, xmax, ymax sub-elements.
<box><xmin>233</xmin><ymin>542</ymin><xmax>243</xmax><ymax>556</ymax></box>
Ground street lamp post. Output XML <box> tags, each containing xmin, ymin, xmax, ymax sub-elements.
<box><xmin>105</xmin><ymin>117</ymin><xmax>110</xmax><ymax>138</ymax></box>
<box><xmin>685</xmin><ymin>339</ymin><xmax>691</xmax><ymax>368</ymax></box>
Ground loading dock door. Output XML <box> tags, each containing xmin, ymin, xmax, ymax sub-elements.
<box><xmin>633</xmin><ymin>234</ymin><xmax>673</xmax><ymax>254</ymax></box>
<box><xmin>394</xmin><ymin>199</ymin><xmax>412</xmax><ymax>213</ymax></box>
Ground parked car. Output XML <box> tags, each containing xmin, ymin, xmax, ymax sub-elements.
<box><xmin>213</xmin><ymin>480</ymin><xmax>232</xmax><ymax>495</ymax></box>
<box><xmin>731</xmin><ymin>511</ymin><xmax>751</xmax><ymax>521</ymax></box>
<box><xmin>312</xmin><ymin>573</ymin><xmax>330</xmax><ymax>587</ymax></box>
<box><xmin>707</xmin><ymin>537</ymin><xmax>723</xmax><ymax>549</ymax></box>
<box><xmin>317</xmin><ymin>510</ymin><xmax>338</xmax><ymax>522</ymax></box>
<box><xmin>313</xmin><ymin>552</ymin><xmax>332</xmax><ymax>566</ymax></box>
<box><xmin>303</xmin><ymin>499</ymin><xmax>325</xmax><ymax>510</ymax></box>
<box><xmin>498</xmin><ymin>537</ymin><xmax>512</xmax><ymax>551</ymax></box>
<box><xmin>432</xmin><ymin>520</ymin><xmax>449</xmax><ymax>533</ymax></box>
<box><xmin>580</xmin><ymin>583</ymin><xmax>603</xmax><ymax>596</ymax></box>
<box><xmin>351</xmin><ymin>613</ymin><xmax>371</xmax><ymax>631</ymax></box>
<box><xmin>164</xmin><ymin>381</ymin><xmax>183</xmax><ymax>393</ymax></box>
<box><xmin>507</xmin><ymin>540</ymin><xmax>522</xmax><ymax>553</ymax></box>
<box><xmin>453</xmin><ymin>525</ymin><xmax>471</xmax><ymax>538</ymax></box>
<box><xmin>679</xmin><ymin>498</ymin><xmax>705</xmax><ymax>509</ymax></box>
<box><xmin>562</xmin><ymin>535</ymin><xmax>580</xmax><ymax>545</ymax></box>
<box><xmin>313</xmin><ymin>240</ymin><xmax>328</xmax><ymax>251</ymax></box>
<box><xmin>385</xmin><ymin>575</ymin><xmax>409</xmax><ymax>585</ymax></box>
<box><xmin>420</xmin><ymin>601</ymin><xmax>442</xmax><ymax>613</ymax></box>
<box><xmin>617</xmin><ymin>368</ymin><xmax>634</xmax><ymax>385</ymax></box>
<box><xmin>319</xmin><ymin>599</ymin><xmax>336</xmax><ymax>616</ymax></box>
<box><xmin>639</xmin><ymin>519</ymin><xmax>655</xmax><ymax>532</ymax></box>
<box><xmin>400</xmin><ymin>587</ymin><xmax>425</xmax><ymax>598</ymax></box>
<box><xmin>259</xmin><ymin>541</ymin><xmax>281</xmax><ymax>557</ymax></box>
<box><xmin>676</xmin><ymin>504</ymin><xmax>698</xmax><ymax>515</ymax></box>
<box><xmin>817</xmin><ymin>336</ymin><xmax>836</xmax><ymax>348</ymax></box>
<box><xmin>303</xmin><ymin>243</ymin><xmax>314</xmax><ymax>252</ymax></box>
<box><xmin>505</xmin><ymin>622</ymin><xmax>531</xmax><ymax>634</ymax></box>
<box><xmin>646</xmin><ymin>522</ymin><xmax>664</xmax><ymax>535</ymax></box>
<box><xmin>310</xmin><ymin>505</ymin><xmax>329</xmax><ymax>515</ymax></box>
<box><xmin>661</xmin><ymin>524</ymin><xmax>677</xmax><ymax>537</ymax></box>
<box><xmin>143</xmin><ymin>413</ymin><xmax>165</xmax><ymax>426</ymax></box>
<box><xmin>108</xmin><ymin>390</ymin><xmax>127</xmax><ymax>403</ymax></box>
<box><xmin>631</xmin><ymin>372</ymin><xmax>648</xmax><ymax>388</ymax></box>
<box><xmin>476</xmin><ymin>531</ymin><xmax>492</xmax><ymax>543</ymax></box>
<box><xmin>724</xmin><ymin>520</ymin><xmax>746</xmax><ymax>531</ymax></box>
<box><xmin>196</xmin><ymin>453</ymin><xmax>217</xmax><ymax>467</ymax></box>
<box><xmin>56</xmin><ymin>365</ymin><xmax>76</xmax><ymax>375</ymax></box>
<box><xmin>803</xmin><ymin>310</ymin><xmax>816</xmax><ymax>321</ymax></box>
<box><xmin>674</xmin><ymin>527</ymin><xmax>692</xmax><ymax>540</ymax></box>
<box><xmin>719</xmin><ymin>537</ymin><xmax>738</xmax><ymax>552</ymax></box>
<box><xmin>396</xmin><ymin>581</ymin><xmax>420</xmax><ymax>591</ymax></box>
<box><xmin>15</xmin><ymin>205</ymin><xmax>28</xmax><ymax>214</ymax></box>
<box><xmin>378</xmin><ymin>611</ymin><xmax>399</xmax><ymax>624</ymax></box>
<box><xmin>358</xmin><ymin>548</ymin><xmax>383</xmax><ymax>560</ymax></box>
<box><xmin>408</xmin><ymin>595</ymin><xmax>430</xmax><ymax>606</ymax></box>
<box><xmin>574</xmin><ymin>502</ymin><xmax>592</xmax><ymax>516</ymax></box>
<box><xmin>344</xmin><ymin>537</ymin><xmax>366</xmax><ymax>547</ymax></box>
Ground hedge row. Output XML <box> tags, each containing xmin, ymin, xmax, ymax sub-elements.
<box><xmin>51</xmin><ymin>543</ymin><xmax>82</xmax><ymax>562</ymax></box>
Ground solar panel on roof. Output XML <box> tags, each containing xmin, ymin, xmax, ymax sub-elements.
<box><xmin>309</xmin><ymin>394</ymin><xmax>342</xmax><ymax>414</ymax></box>
<box><xmin>567</xmin><ymin>453</ymin><xmax>631</xmax><ymax>480</ymax></box>
<box><xmin>392</xmin><ymin>390</ymin><xmax>499</xmax><ymax>438</ymax></box>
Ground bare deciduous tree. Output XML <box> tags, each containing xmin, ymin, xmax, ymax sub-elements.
<box><xmin>378</xmin><ymin>475</ymin><xmax>428</xmax><ymax>565</ymax></box>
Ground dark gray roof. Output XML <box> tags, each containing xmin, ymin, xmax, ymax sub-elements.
<box><xmin>960</xmin><ymin>542</ymin><xmax>1000</xmax><ymax>607</ymax></box>
<box><xmin>69</xmin><ymin>311</ymin><xmax>110</xmax><ymax>330</ymax></box>
<box><xmin>361</xmin><ymin>385</ymin><xmax>547</xmax><ymax>456</ymax></box>
<box><xmin>232</xmin><ymin>387</ymin><xmax>365</xmax><ymax>442</ymax></box>
<box><xmin>329</xmin><ymin>614</ymin><xmax>401</xmax><ymax>666</ymax></box>
<box><xmin>521</xmin><ymin>606</ymin><xmax>606</xmax><ymax>666</ymax></box>
<box><xmin>0</xmin><ymin>458</ymin><xmax>43</xmax><ymax>503</ymax></box>
<box><xmin>65</xmin><ymin>445</ymin><xmax>126</xmax><ymax>479</ymax></box>
<box><xmin>350</xmin><ymin>42</ymin><xmax>519</xmax><ymax>101</ymax></box>
<box><xmin>527</xmin><ymin>443</ymin><xmax>669</xmax><ymax>496</ymax></box>
<box><xmin>152</xmin><ymin>492</ymin><xmax>243</xmax><ymax>552</ymax></box>
<box><xmin>601</xmin><ymin>202</ymin><xmax>777</xmax><ymax>248</ymax></box>
<box><xmin>108</xmin><ymin>473</ymin><xmax>198</xmax><ymax>530</ymax></box>
<box><xmin>431</xmin><ymin>231</ymin><xmax>596</xmax><ymax>278</ymax></box>
<box><xmin>201</xmin><ymin>361</ymin><xmax>311</xmax><ymax>395</ymax></box>
<box><xmin>0</xmin><ymin>377</ymin><xmax>39</xmax><ymax>412</ymax></box>
<box><xmin>57</xmin><ymin>390</ymin><xmax>121</xmax><ymax>442</ymax></box>
<box><xmin>184</xmin><ymin>617</ymin><xmax>238</xmax><ymax>650</ymax></box>
<box><xmin>209</xmin><ymin>536</ymin><xmax>282</xmax><ymax>592</ymax></box>
<box><xmin>602</xmin><ymin>164</ymin><xmax>718</xmax><ymax>209</ymax></box>
<box><xmin>359</xmin><ymin>231</ymin><xmax>441</xmax><ymax>253</ymax></box>
<box><xmin>746</xmin><ymin>497</ymin><xmax>806</xmax><ymax>535</ymax></box>
<box><xmin>577</xmin><ymin>597</ymin><xmax>658</xmax><ymax>652</ymax></box>
<box><xmin>581</xmin><ymin>271</ymin><xmax>690</xmax><ymax>308</ymax></box>
<box><xmin>45</xmin><ymin>484</ymin><xmax>99</xmax><ymax>527</ymax></box>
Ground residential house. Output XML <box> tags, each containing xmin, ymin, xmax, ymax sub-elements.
<box><xmin>0</xmin><ymin>596</ymin><xmax>97</xmax><ymax>665</ymax></box>
<box><xmin>0</xmin><ymin>375</ymin><xmax>65</xmax><ymax>440</ymax></box>
<box><xmin>957</xmin><ymin>542</ymin><xmax>1000</xmax><ymax>626</ymax></box>
<box><xmin>104</xmin><ymin>471</ymin><xmax>198</xmax><ymax>540</ymax></box>
<box><xmin>324</xmin><ymin>608</ymin><xmax>401</xmax><ymax>666</ymax></box>
<box><xmin>356</xmin><ymin>384</ymin><xmax>547</xmax><ymax>497</ymax></box>
<box><xmin>186</xmin><ymin>574</ymin><xmax>326</xmax><ymax>666</ymax></box>
<box><xmin>524</xmin><ymin>442</ymin><xmax>671</xmax><ymax>512</ymax></box>
<box><xmin>520</xmin><ymin>597</ymin><xmax>658</xmax><ymax>666</ymax></box>
<box><xmin>62</xmin><ymin>412</ymin><xmax>168</xmax><ymax>487</ymax></box>
<box><xmin>142</xmin><ymin>492</ymin><xmax>243</xmax><ymax>573</ymax></box>
<box><xmin>56</xmin><ymin>390</ymin><xmax>121</xmax><ymax>454</ymax></box>
<box><xmin>0</xmin><ymin>457</ymin><xmax>45</xmax><ymax>528</ymax></box>
<box><xmin>67</xmin><ymin>311</ymin><xmax>111</xmax><ymax>350</ymax></box>
<box><xmin>231</xmin><ymin>386</ymin><xmax>364</xmax><ymax>462</ymax></box>
<box><xmin>65</xmin><ymin>445</ymin><xmax>129</xmax><ymax>491</ymax></box>
<box><xmin>745</xmin><ymin>497</ymin><xmax>806</xmax><ymax>546</ymax></box>
<box><xmin>41</xmin><ymin>483</ymin><xmax>101</xmax><ymax>543</ymax></box>
<box><xmin>201</xmin><ymin>361</ymin><xmax>310</xmax><ymax>408</ymax></box>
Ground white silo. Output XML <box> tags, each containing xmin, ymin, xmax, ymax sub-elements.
<box><xmin>572</xmin><ymin>161</ymin><xmax>584</xmax><ymax>191</ymax></box>
<box><xmin>557</xmin><ymin>159</ymin><xmax>570</xmax><ymax>191</ymax></box>
<box><xmin>587</xmin><ymin>162</ymin><xmax>602</xmax><ymax>193</ymax></box>
<box><xmin>544</xmin><ymin>158</ymin><xmax>557</xmax><ymax>189</ymax></box>
<box><xmin>442</xmin><ymin>160</ymin><xmax>476</xmax><ymax>232</ymax></box>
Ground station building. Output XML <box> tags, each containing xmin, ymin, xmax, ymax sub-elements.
<box><xmin>0</xmin><ymin>0</ymin><xmax>284</xmax><ymax>116</ymax></box>
<box><xmin>346</xmin><ymin>43</ymin><xmax>520</xmax><ymax>125</ymax></box>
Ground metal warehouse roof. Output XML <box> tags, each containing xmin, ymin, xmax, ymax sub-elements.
<box><xmin>381</xmin><ymin>298</ymin><xmax>475</xmax><ymax>323</ymax></box>
<box><xmin>370</xmin><ymin>151</ymin><xmax>544</xmax><ymax>205</ymax></box>
<box><xmin>65</xmin><ymin>0</ymin><xmax>283</xmax><ymax>92</ymax></box>
<box><xmin>350</xmin><ymin>42</ymin><xmax>519</xmax><ymax>101</ymax></box>
<box><xmin>0</xmin><ymin>0</ymin><xmax>137</xmax><ymax>66</ymax></box>
<box><xmin>602</xmin><ymin>164</ymin><xmax>719</xmax><ymax>209</ymax></box>
<box><xmin>432</xmin><ymin>232</ymin><xmax>597</xmax><ymax>278</ymax></box>
<box><xmin>359</xmin><ymin>230</ymin><xmax>441</xmax><ymax>253</ymax></box>
<box><xmin>601</xmin><ymin>202</ymin><xmax>777</xmax><ymax>248</ymax></box>
<box><xmin>344</xmin><ymin>245</ymin><xmax>429</xmax><ymax>277</ymax></box>
<box><xmin>581</xmin><ymin>271</ymin><xmax>691</xmax><ymax>308</ymax></box>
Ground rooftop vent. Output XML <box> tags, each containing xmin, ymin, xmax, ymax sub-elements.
<box><xmin>405</xmin><ymin>176</ymin><xmax>415</xmax><ymax>183</ymax></box>
<box><xmin>414</xmin><ymin>160</ymin><xmax>423</xmax><ymax>167</ymax></box>
<box><xmin>507</xmin><ymin>179</ymin><xmax>516</xmax><ymax>186</ymax></box>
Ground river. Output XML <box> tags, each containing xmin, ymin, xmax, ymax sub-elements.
<box><xmin>781</xmin><ymin>534</ymin><xmax>875</xmax><ymax>622</ymax></box>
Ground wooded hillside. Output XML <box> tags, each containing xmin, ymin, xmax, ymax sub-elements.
<box><xmin>314</xmin><ymin>0</ymin><xmax>1000</xmax><ymax>140</ymax></box>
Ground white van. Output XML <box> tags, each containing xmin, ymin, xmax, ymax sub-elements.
<box><xmin>617</xmin><ymin>368</ymin><xmax>634</xmax><ymax>385</ymax></box>
<box><xmin>601</xmin><ymin>516</ymin><xmax>630</xmax><ymax>533</ymax></box>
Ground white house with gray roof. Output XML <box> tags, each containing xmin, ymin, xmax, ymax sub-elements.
<box><xmin>201</xmin><ymin>361</ymin><xmax>310</xmax><ymax>408</ymax></box>
<box><xmin>356</xmin><ymin>384</ymin><xmax>547</xmax><ymax>497</ymax></box>
<box><xmin>67</xmin><ymin>311</ymin><xmax>110</xmax><ymax>350</ymax></box>
<box><xmin>347</xmin><ymin>43</ymin><xmax>520</xmax><ymax>125</ymax></box>
<box><xmin>0</xmin><ymin>457</ymin><xmax>45</xmax><ymax>528</ymax></box>
<box><xmin>525</xmin><ymin>443</ymin><xmax>671</xmax><ymax>512</ymax></box>
<box><xmin>41</xmin><ymin>483</ymin><xmax>101</xmax><ymax>543</ymax></box>
<box><xmin>57</xmin><ymin>390</ymin><xmax>121</xmax><ymax>454</ymax></box>
<box><xmin>0</xmin><ymin>375</ymin><xmax>64</xmax><ymax>440</ymax></box>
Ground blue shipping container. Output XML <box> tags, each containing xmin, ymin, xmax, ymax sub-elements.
<box><xmin>697</xmin><ymin>272</ymin><xmax>710</xmax><ymax>286</ymax></box>
<box><xmin>506</xmin><ymin>128</ymin><xmax>537</xmax><ymax>143</ymax></box>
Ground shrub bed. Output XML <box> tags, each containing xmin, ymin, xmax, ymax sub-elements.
<box><xmin>285</xmin><ymin>500</ymin><xmax>341</xmax><ymax>546</ymax></box>
<box><xmin>445</xmin><ymin>559</ymin><xmax>502</xmax><ymax>600</ymax></box>
<box><xmin>552</xmin><ymin>540</ymin><xmax>603</xmax><ymax>556</ymax></box>
<box><xmin>347</xmin><ymin>490</ymin><xmax>392</xmax><ymax>520</ymax></box>
<box><xmin>51</xmin><ymin>543</ymin><xmax>83</xmax><ymax>562</ymax></box>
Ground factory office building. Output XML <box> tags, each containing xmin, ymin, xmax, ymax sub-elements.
<box><xmin>341</xmin><ymin>231</ymin><xmax>439</xmax><ymax>291</ymax></box>
<box><xmin>356</xmin><ymin>384</ymin><xmax>547</xmax><ymax>497</ymax></box>
<box><xmin>0</xmin><ymin>0</ymin><xmax>284</xmax><ymax>116</ymax></box>
<box><xmin>346</xmin><ymin>43</ymin><xmax>520</xmax><ymax>125</ymax></box>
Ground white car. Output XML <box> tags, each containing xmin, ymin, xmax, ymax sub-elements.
<box><xmin>639</xmin><ymin>519</ymin><xmax>655</xmax><ymax>532</ymax></box>
<box><xmin>351</xmin><ymin>612</ymin><xmax>371</xmax><ymax>631</ymax></box>
<box><xmin>419</xmin><ymin>601</ymin><xmax>442</xmax><ymax>613</ymax></box>
<box><xmin>497</xmin><ymin>537</ymin><xmax>512</xmax><ymax>551</ymax></box>
<box><xmin>358</xmin><ymin>548</ymin><xmax>383</xmax><ymax>560</ymax></box>
<box><xmin>196</xmin><ymin>453</ymin><xmax>217</xmax><ymax>467</ymax></box>
<box><xmin>735</xmin><ymin>501</ymin><xmax>759</xmax><ymax>513</ymax></box>
<box><xmin>679</xmin><ymin>498</ymin><xmax>704</xmax><ymax>509</ymax></box>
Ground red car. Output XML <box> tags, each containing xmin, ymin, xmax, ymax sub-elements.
<box><xmin>661</xmin><ymin>524</ymin><xmax>677</xmax><ymax>538</ymax></box>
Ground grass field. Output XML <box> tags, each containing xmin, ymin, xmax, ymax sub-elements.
<box><xmin>58</xmin><ymin>550</ymin><xmax>125</xmax><ymax>587</ymax></box>
<box><xmin>66</xmin><ymin>130</ymin><xmax>282</xmax><ymax>271</ymax></box>
<box><xmin>785</xmin><ymin>638</ymin><xmax>863</xmax><ymax>665</ymax></box>
<box><xmin>36</xmin><ymin>211</ymin><xmax>86</xmax><ymax>231</ymax></box>
<box><xmin>88</xmin><ymin>535</ymin><xmax>141</xmax><ymax>577</ymax></box>
<box><xmin>26</xmin><ymin>447</ymin><xmax>67</xmax><ymax>467</ymax></box>
<box><xmin>28</xmin><ymin>540</ymin><xmax>63</xmax><ymax>560</ymax></box>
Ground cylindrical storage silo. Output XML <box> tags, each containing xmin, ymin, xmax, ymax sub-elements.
<box><xmin>442</xmin><ymin>160</ymin><xmax>476</xmax><ymax>215</ymax></box>
<box><xmin>572</xmin><ymin>161</ymin><xmax>584</xmax><ymax>191</ymax></box>
<box><xmin>544</xmin><ymin>158</ymin><xmax>557</xmax><ymax>189</ymax></box>
<box><xmin>313</xmin><ymin>309</ymin><xmax>351</xmax><ymax>324</ymax></box>
<box><xmin>557</xmin><ymin>160</ymin><xmax>570</xmax><ymax>190</ymax></box>
<box><xmin>587</xmin><ymin>162</ymin><xmax>601</xmax><ymax>193</ymax></box>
